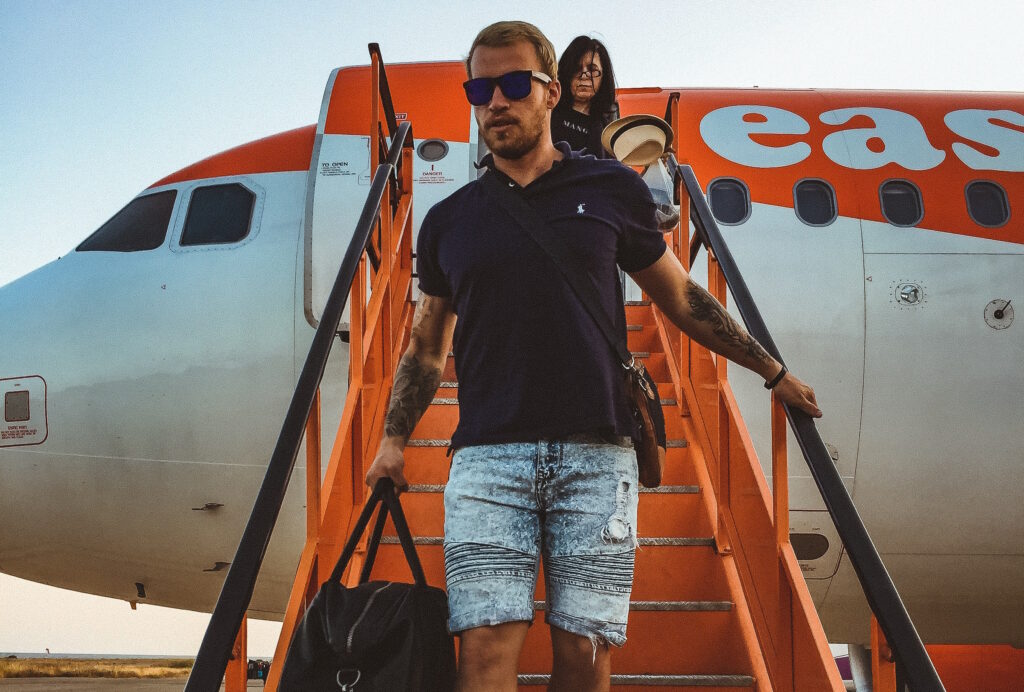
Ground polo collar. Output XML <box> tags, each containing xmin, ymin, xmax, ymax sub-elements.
<box><xmin>475</xmin><ymin>141</ymin><xmax>576</xmax><ymax>189</ymax></box>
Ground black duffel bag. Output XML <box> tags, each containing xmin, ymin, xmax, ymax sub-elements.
<box><xmin>279</xmin><ymin>478</ymin><xmax>456</xmax><ymax>691</ymax></box>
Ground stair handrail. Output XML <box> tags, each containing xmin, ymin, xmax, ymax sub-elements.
<box><xmin>665</xmin><ymin>154</ymin><xmax>944</xmax><ymax>691</ymax></box>
<box><xmin>184</xmin><ymin>51</ymin><xmax>412</xmax><ymax>691</ymax></box>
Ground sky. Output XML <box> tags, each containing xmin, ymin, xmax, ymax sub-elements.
<box><xmin>1</xmin><ymin>0</ymin><xmax>1022</xmax><ymax>657</ymax></box>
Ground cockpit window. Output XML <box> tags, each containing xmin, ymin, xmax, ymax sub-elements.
<box><xmin>76</xmin><ymin>191</ymin><xmax>177</xmax><ymax>252</ymax></box>
<box><xmin>180</xmin><ymin>184</ymin><xmax>255</xmax><ymax>246</ymax></box>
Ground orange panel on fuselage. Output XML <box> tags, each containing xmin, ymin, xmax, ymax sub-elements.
<box><xmin>619</xmin><ymin>88</ymin><xmax>1023</xmax><ymax>245</ymax></box>
<box><xmin>149</xmin><ymin>125</ymin><xmax>315</xmax><ymax>188</ymax></box>
<box><xmin>325</xmin><ymin>61</ymin><xmax>470</xmax><ymax>143</ymax></box>
<box><xmin>147</xmin><ymin>61</ymin><xmax>1022</xmax><ymax>251</ymax></box>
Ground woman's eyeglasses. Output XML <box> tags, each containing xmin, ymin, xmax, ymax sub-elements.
<box><xmin>575</xmin><ymin>68</ymin><xmax>602</xmax><ymax>80</ymax></box>
<box><xmin>463</xmin><ymin>70</ymin><xmax>551</xmax><ymax>106</ymax></box>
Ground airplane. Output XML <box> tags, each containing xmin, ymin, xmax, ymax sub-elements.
<box><xmin>1</xmin><ymin>58</ymin><xmax>1021</xmax><ymax>683</ymax></box>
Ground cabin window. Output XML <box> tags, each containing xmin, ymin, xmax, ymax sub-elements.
<box><xmin>794</xmin><ymin>179</ymin><xmax>837</xmax><ymax>226</ymax></box>
<box><xmin>880</xmin><ymin>180</ymin><xmax>923</xmax><ymax>227</ymax></box>
<box><xmin>966</xmin><ymin>181</ymin><xmax>1010</xmax><ymax>228</ymax></box>
<box><xmin>5</xmin><ymin>391</ymin><xmax>30</xmax><ymax>422</ymax></box>
<box><xmin>708</xmin><ymin>177</ymin><xmax>750</xmax><ymax>225</ymax></box>
<box><xmin>76</xmin><ymin>191</ymin><xmax>177</xmax><ymax>252</ymax></box>
<box><xmin>417</xmin><ymin>139</ymin><xmax>449</xmax><ymax>162</ymax></box>
<box><xmin>180</xmin><ymin>184</ymin><xmax>255</xmax><ymax>246</ymax></box>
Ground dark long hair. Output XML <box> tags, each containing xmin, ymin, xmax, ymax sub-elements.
<box><xmin>556</xmin><ymin>36</ymin><xmax>617</xmax><ymax>121</ymax></box>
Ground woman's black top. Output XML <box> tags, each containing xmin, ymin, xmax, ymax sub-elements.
<box><xmin>551</xmin><ymin>103</ymin><xmax>615</xmax><ymax>158</ymax></box>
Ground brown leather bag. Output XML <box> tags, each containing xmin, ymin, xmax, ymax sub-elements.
<box><xmin>626</xmin><ymin>359</ymin><xmax>667</xmax><ymax>487</ymax></box>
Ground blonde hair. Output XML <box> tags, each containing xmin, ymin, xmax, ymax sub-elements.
<box><xmin>466</xmin><ymin>21</ymin><xmax>557</xmax><ymax>79</ymax></box>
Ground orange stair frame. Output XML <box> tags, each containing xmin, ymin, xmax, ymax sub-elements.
<box><xmin>261</xmin><ymin>49</ymin><xmax>418</xmax><ymax>692</ymax></box>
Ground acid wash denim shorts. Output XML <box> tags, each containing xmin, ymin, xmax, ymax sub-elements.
<box><xmin>443</xmin><ymin>434</ymin><xmax>639</xmax><ymax>647</ymax></box>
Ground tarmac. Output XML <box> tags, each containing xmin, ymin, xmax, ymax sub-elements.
<box><xmin>0</xmin><ymin>680</ymin><xmax>264</xmax><ymax>691</ymax></box>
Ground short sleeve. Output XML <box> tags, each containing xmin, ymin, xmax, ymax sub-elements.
<box><xmin>416</xmin><ymin>207</ymin><xmax>451</xmax><ymax>297</ymax></box>
<box><xmin>616</xmin><ymin>171</ymin><xmax>667</xmax><ymax>272</ymax></box>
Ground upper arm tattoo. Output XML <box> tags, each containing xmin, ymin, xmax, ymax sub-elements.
<box><xmin>685</xmin><ymin>280</ymin><xmax>771</xmax><ymax>366</ymax></box>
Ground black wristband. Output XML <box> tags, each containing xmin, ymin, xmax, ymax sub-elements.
<box><xmin>764</xmin><ymin>365</ymin><xmax>788</xmax><ymax>390</ymax></box>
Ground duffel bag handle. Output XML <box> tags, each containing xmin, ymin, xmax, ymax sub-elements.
<box><xmin>328</xmin><ymin>478</ymin><xmax>427</xmax><ymax>587</ymax></box>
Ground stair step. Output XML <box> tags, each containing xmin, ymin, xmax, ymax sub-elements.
<box><xmin>407</xmin><ymin>397</ymin><xmax>688</xmax><ymax>436</ymax></box>
<box><xmin>379</xmin><ymin>536</ymin><xmax>715</xmax><ymax>547</ymax></box>
<box><xmin>532</xmin><ymin>600</ymin><xmax>731</xmax><ymax>612</ymax></box>
<box><xmin>412</xmin><ymin>298</ymin><xmax>651</xmax><ymax>310</ymax></box>
<box><xmin>447</xmin><ymin>350</ymin><xmax>654</xmax><ymax>358</ymax></box>
<box><xmin>439</xmin><ymin>354</ymin><xmax>674</xmax><ymax>387</ymax></box>
<box><xmin>406</xmin><ymin>484</ymin><xmax>700</xmax><ymax>494</ymax></box>
<box><xmin>363</xmin><ymin>543</ymin><xmax>733</xmax><ymax>602</ymax></box>
<box><xmin>403</xmin><ymin>437</ymin><xmax>696</xmax><ymax>486</ymax></box>
<box><xmin>406</xmin><ymin>438</ymin><xmax>451</xmax><ymax>447</ymax></box>
<box><xmin>383</xmin><ymin>490</ymin><xmax>711</xmax><ymax>538</ymax></box>
<box><xmin>407</xmin><ymin>438</ymin><xmax>688</xmax><ymax>448</ymax></box>
<box><xmin>639</xmin><ymin>484</ymin><xmax>699</xmax><ymax>493</ymax></box>
<box><xmin>433</xmin><ymin>383</ymin><xmax>677</xmax><ymax>408</ymax></box>
<box><xmin>518</xmin><ymin>609</ymin><xmax>753</xmax><ymax>677</ymax></box>
<box><xmin>518</xmin><ymin>673</ymin><xmax>754</xmax><ymax>687</ymax></box>
<box><xmin>638</xmin><ymin>537</ymin><xmax>715</xmax><ymax>547</ymax></box>
<box><xmin>430</xmin><ymin>395</ymin><xmax>678</xmax><ymax>406</ymax></box>
<box><xmin>411</xmin><ymin>299</ymin><xmax>655</xmax><ymax>311</ymax></box>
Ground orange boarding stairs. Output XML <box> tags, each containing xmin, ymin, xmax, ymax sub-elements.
<box><xmin>185</xmin><ymin>50</ymin><xmax>944</xmax><ymax>692</ymax></box>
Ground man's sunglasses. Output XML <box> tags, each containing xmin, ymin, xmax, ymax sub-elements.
<box><xmin>463</xmin><ymin>70</ymin><xmax>552</xmax><ymax>106</ymax></box>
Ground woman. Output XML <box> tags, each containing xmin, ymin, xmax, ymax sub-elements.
<box><xmin>551</xmin><ymin>36</ymin><xmax>619</xmax><ymax>157</ymax></box>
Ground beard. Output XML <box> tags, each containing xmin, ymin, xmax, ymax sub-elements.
<box><xmin>479</xmin><ymin>107</ymin><xmax>547</xmax><ymax>160</ymax></box>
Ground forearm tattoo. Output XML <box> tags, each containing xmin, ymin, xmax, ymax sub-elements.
<box><xmin>384</xmin><ymin>353</ymin><xmax>442</xmax><ymax>441</ymax></box>
<box><xmin>685</xmin><ymin>280</ymin><xmax>772</xmax><ymax>367</ymax></box>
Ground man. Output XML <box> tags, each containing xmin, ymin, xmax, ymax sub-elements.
<box><xmin>366</xmin><ymin>20</ymin><xmax>822</xmax><ymax>692</ymax></box>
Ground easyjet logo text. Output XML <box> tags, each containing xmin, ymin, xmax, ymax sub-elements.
<box><xmin>699</xmin><ymin>106</ymin><xmax>1024</xmax><ymax>172</ymax></box>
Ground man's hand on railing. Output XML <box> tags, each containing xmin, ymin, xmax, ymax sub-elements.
<box><xmin>773</xmin><ymin>370</ymin><xmax>822</xmax><ymax>418</ymax></box>
<box><xmin>366</xmin><ymin>438</ymin><xmax>410</xmax><ymax>493</ymax></box>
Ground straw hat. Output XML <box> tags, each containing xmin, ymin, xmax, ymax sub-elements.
<box><xmin>601</xmin><ymin>114</ymin><xmax>674</xmax><ymax>166</ymax></box>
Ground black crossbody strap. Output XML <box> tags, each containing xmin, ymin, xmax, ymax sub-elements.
<box><xmin>481</xmin><ymin>172</ymin><xmax>632</xmax><ymax>367</ymax></box>
<box><xmin>329</xmin><ymin>478</ymin><xmax>427</xmax><ymax>587</ymax></box>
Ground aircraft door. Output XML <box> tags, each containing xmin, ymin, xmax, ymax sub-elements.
<box><xmin>305</xmin><ymin>128</ymin><xmax>372</xmax><ymax>327</ymax></box>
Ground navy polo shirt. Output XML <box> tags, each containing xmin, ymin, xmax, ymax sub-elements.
<box><xmin>416</xmin><ymin>142</ymin><xmax>666</xmax><ymax>449</ymax></box>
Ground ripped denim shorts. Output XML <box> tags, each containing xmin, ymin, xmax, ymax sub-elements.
<box><xmin>443</xmin><ymin>434</ymin><xmax>639</xmax><ymax>647</ymax></box>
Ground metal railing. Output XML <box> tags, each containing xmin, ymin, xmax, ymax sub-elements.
<box><xmin>661</xmin><ymin>93</ymin><xmax>943</xmax><ymax>690</ymax></box>
<box><xmin>185</xmin><ymin>45</ymin><xmax>413</xmax><ymax>691</ymax></box>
